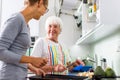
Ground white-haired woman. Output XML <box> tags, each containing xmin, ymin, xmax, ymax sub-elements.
<box><xmin>28</xmin><ymin>16</ymin><xmax>85</xmax><ymax>75</ymax></box>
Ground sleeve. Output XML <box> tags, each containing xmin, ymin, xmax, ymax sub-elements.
<box><xmin>0</xmin><ymin>16</ymin><xmax>22</xmax><ymax>64</ymax></box>
<box><xmin>30</xmin><ymin>38</ymin><xmax>43</xmax><ymax>57</ymax></box>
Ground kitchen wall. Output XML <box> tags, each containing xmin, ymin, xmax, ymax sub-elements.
<box><xmin>74</xmin><ymin>27</ymin><xmax>120</xmax><ymax>76</ymax></box>
<box><xmin>91</xmin><ymin>29</ymin><xmax>120</xmax><ymax>75</ymax></box>
<box><xmin>69</xmin><ymin>44</ymin><xmax>92</xmax><ymax>61</ymax></box>
<box><xmin>0</xmin><ymin>0</ymin><xmax>24</xmax><ymax>29</ymax></box>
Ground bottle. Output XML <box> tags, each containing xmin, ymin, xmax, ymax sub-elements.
<box><xmin>93</xmin><ymin>0</ymin><xmax>97</xmax><ymax>12</ymax></box>
<box><xmin>101</xmin><ymin>58</ymin><xmax>107</xmax><ymax>70</ymax></box>
<box><xmin>93</xmin><ymin>3</ymin><xmax>97</xmax><ymax>12</ymax></box>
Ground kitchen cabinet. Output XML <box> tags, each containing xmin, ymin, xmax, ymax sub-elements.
<box><xmin>99</xmin><ymin>0</ymin><xmax>120</xmax><ymax>24</ymax></box>
<box><xmin>81</xmin><ymin>0</ymin><xmax>98</xmax><ymax>36</ymax></box>
<box><xmin>76</xmin><ymin>0</ymin><xmax>120</xmax><ymax>45</ymax></box>
<box><xmin>76</xmin><ymin>24</ymin><xmax>120</xmax><ymax>45</ymax></box>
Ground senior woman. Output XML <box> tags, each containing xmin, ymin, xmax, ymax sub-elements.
<box><xmin>28</xmin><ymin>16</ymin><xmax>85</xmax><ymax>75</ymax></box>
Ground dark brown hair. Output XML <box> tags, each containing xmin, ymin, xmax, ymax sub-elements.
<box><xmin>29</xmin><ymin>0</ymin><xmax>48</xmax><ymax>6</ymax></box>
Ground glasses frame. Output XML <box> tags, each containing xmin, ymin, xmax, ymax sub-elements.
<box><xmin>44</xmin><ymin>4</ymin><xmax>49</xmax><ymax>13</ymax></box>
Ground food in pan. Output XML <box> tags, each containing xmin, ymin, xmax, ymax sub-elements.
<box><xmin>77</xmin><ymin>72</ymin><xmax>94</xmax><ymax>78</ymax></box>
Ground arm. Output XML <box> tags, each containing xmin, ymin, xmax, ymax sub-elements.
<box><xmin>0</xmin><ymin>16</ymin><xmax>23</xmax><ymax>64</ymax></box>
<box><xmin>20</xmin><ymin>55</ymin><xmax>48</xmax><ymax>68</ymax></box>
<box><xmin>0</xmin><ymin>15</ymin><xmax>48</xmax><ymax>67</ymax></box>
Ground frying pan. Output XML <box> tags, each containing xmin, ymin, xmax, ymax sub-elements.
<box><xmin>28</xmin><ymin>74</ymin><xmax>88</xmax><ymax>80</ymax></box>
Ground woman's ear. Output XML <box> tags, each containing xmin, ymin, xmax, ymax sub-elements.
<box><xmin>37</xmin><ymin>0</ymin><xmax>43</xmax><ymax>8</ymax></box>
<box><xmin>39</xmin><ymin>0</ymin><xmax>43</xmax><ymax>5</ymax></box>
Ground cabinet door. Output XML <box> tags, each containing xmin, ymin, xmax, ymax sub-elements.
<box><xmin>99</xmin><ymin>0</ymin><xmax>120</xmax><ymax>24</ymax></box>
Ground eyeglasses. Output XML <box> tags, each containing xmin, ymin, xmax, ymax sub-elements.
<box><xmin>44</xmin><ymin>5</ymin><xmax>49</xmax><ymax>13</ymax></box>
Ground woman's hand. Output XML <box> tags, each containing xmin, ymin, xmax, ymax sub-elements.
<box><xmin>30</xmin><ymin>57</ymin><xmax>48</xmax><ymax>68</ymax></box>
<box><xmin>67</xmin><ymin>59</ymin><xmax>85</xmax><ymax>72</ymax></box>
<box><xmin>41</xmin><ymin>65</ymin><xmax>67</xmax><ymax>73</ymax></box>
<box><xmin>28</xmin><ymin>64</ymin><xmax>46</xmax><ymax>76</ymax></box>
<box><xmin>75</xmin><ymin>59</ymin><xmax>85</xmax><ymax>66</ymax></box>
<box><xmin>34</xmin><ymin>68</ymin><xmax>46</xmax><ymax>76</ymax></box>
<box><xmin>53</xmin><ymin>64</ymin><xmax>67</xmax><ymax>72</ymax></box>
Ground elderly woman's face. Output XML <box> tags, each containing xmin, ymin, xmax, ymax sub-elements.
<box><xmin>46</xmin><ymin>23</ymin><xmax>61</xmax><ymax>39</ymax></box>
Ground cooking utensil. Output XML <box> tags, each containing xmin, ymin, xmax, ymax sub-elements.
<box><xmin>28</xmin><ymin>74</ymin><xmax>88</xmax><ymax>80</ymax></box>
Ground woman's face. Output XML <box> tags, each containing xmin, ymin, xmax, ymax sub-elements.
<box><xmin>46</xmin><ymin>23</ymin><xmax>61</xmax><ymax>40</ymax></box>
<box><xmin>33</xmin><ymin>0</ymin><xmax>48</xmax><ymax>20</ymax></box>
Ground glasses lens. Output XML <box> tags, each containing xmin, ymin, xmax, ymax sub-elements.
<box><xmin>46</xmin><ymin>9</ymin><xmax>49</xmax><ymax>13</ymax></box>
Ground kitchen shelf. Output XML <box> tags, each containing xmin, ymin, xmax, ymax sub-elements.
<box><xmin>76</xmin><ymin>23</ymin><xmax>120</xmax><ymax>45</ymax></box>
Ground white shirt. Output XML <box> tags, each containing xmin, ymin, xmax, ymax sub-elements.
<box><xmin>31</xmin><ymin>37</ymin><xmax>71</xmax><ymax>66</ymax></box>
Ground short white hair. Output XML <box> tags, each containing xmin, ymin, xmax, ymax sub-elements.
<box><xmin>45</xmin><ymin>16</ymin><xmax>63</xmax><ymax>30</ymax></box>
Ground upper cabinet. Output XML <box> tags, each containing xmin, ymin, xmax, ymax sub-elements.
<box><xmin>76</xmin><ymin>0</ymin><xmax>120</xmax><ymax>45</ymax></box>
<box><xmin>76</xmin><ymin>24</ymin><xmax>120</xmax><ymax>45</ymax></box>
<box><xmin>99</xmin><ymin>0</ymin><xmax>120</xmax><ymax>24</ymax></box>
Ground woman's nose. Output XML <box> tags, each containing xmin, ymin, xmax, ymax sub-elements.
<box><xmin>50</xmin><ymin>26</ymin><xmax>55</xmax><ymax>30</ymax></box>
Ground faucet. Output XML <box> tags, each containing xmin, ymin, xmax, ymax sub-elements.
<box><xmin>86</xmin><ymin>57</ymin><xmax>97</xmax><ymax>63</ymax></box>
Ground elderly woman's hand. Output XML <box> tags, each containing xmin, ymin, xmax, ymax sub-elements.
<box><xmin>40</xmin><ymin>65</ymin><xmax>66</xmax><ymax>73</ymax></box>
<box><xmin>67</xmin><ymin>59</ymin><xmax>85</xmax><ymax>72</ymax></box>
<box><xmin>53</xmin><ymin>64</ymin><xmax>67</xmax><ymax>72</ymax></box>
<box><xmin>75</xmin><ymin>59</ymin><xmax>85</xmax><ymax>66</ymax></box>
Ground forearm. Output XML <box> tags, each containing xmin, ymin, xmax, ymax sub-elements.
<box><xmin>20</xmin><ymin>55</ymin><xmax>48</xmax><ymax>68</ymax></box>
<box><xmin>0</xmin><ymin>49</ymin><xmax>21</xmax><ymax>64</ymax></box>
<box><xmin>20</xmin><ymin>55</ymin><xmax>33</xmax><ymax>63</ymax></box>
